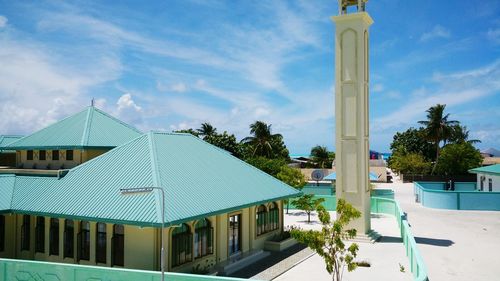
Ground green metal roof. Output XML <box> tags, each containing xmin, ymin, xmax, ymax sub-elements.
<box><xmin>0</xmin><ymin>175</ymin><xmax>15</xmax><ymax>212</ymax></box>
<box><xmin>469</xmin><ymin>164</ymin><xmax>500</xmax><ymax>175</ymax></box>
<box><xmin>0</xmin><ymin>135</ymin><xmax>23</xmax><ymax>153</ymax></box>
<box><xmin>1</xmin><ymin>107</ymin><xmax>142</xmax><ymax>150</ymax></box>
<box><xmin>3</xmin><ymin>132</ymin><xmax>301</xmax><ymax>226</ymax></box>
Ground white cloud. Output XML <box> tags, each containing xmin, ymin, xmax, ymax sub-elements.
<box><xmin>0</xmin><ymin>15</ymin><xmax>7</xmax><ymax>28</ymax></box>
<box><xmin>372</xmin><ymin>83</ymin><xmax>384</xmax><ymax>92</ymax></box>
<box><xmin>171</xmin><ymin>83</ymin><xmax>188</xmax><ymax>93</ymax></box>
<box><xmin>420</xmin><ymin>25</ymin><xmax>451</xmax><ymax>42</ymax></box>
<box><xmin>487</xmin><ymin>28</ymin><xmax>500</xmax><ymax>45</ymax></box>
<box><xmin>385</xmin><ymin>91</ymin><xmax>401</xmax><ymax>99</ymax></box>
<box><xmin>117</xmin><ymin>93</ymin><xmax>142</xmax><ymax>112</ymax></box>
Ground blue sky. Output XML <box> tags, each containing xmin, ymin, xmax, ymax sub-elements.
<box><xmin>0</xmin><ymin>0</ymin><xmax>499</xmax><ymax>154</ymax></box>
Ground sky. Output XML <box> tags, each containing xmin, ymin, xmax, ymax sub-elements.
<box><xmin>0</xmin><ymin>0</ymin><xmax>499</xmax><ymax>154</ymax></box>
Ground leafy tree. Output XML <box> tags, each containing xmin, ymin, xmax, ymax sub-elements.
<box><xmin>277</xmin><ymin>166</ymin><xmax>307</xmax><ymax>214</ymax></box>
<box><xmin>174</xmin><ymin>128</ymin><xmax>200</xmax><ymax>137</ymax></box>
<box><xmin>245</xmin><ymin>157</ymin><xmax>287</xmax><ymax>178</ymax></box>
<box><xmin>291</xmin><ymin>199</ymin><xmax>361</xmax><ymax>281</ymax></box>
<box><xmin>434</xmin><ymin>143</ymin><xmax>483</xmax><ymax>176</ymax></box>
<box><xmin>293</xmin><ymin>194</ymin><xmax>325</xmax><ymax>223</ymax></box>
<box><xmin>418</xmin><ymin>104</ymin><xmax>459</xmax><ymax>170</ymax></box>
<box><xmin>311</xmin><ymin>146</ymin><xmax>334</xmax><ymax>168</ymax></box>
<box><xmin>389</xmin><ymin>127</ymin><xmax>435</xmax><ymax>161</ymax></box>
<box><xmin>241</xmin><ymin>121</ymin><xmax>288</xmax><ymax>159</ymax></box>
<box><xmin>388</xmin><ymin>151</ymin><xmax>432</xmax><ymax>175</ymax></box>
<box><xmin>204</xmin><ymin>131</ymin><xmax>243</xmax><ymax>158</ymax></box>
<box><xmin>447</xmin><ymin>125</ymin><xmax>481</xmax><ymax>145</ymax></box>
<box><xmin>197</xmin><ymin>122</ymin><xmax>217</xmax><ymax>138</ymax></box>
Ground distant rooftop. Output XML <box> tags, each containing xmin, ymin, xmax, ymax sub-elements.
<box><xmin>0</xmin><ymin>135</ymin><xmax>23</xmax><ymax>152</ymax></box>
<box><xmin>0</xmin><ymin>106</ymin><xmax>142</xmax><ymax>150</ymax></box>
<box><xmin>469</xmin><ymin>164</ymin><xmax>500</xmax><ymax>175</ymax></box>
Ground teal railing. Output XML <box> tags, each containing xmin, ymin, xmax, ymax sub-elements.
<box><xmin>0</xmin><ymin>258</ymin><xmax>255</xmax><ymax>281</ymax></box>
<box><xmin>414</xmin><ymin>182</ymin><xmax>500</xmax><ymax>211</ymax></box>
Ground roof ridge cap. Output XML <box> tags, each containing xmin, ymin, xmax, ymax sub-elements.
<box><xmin>81</xmin><ymin>107</ymin><xmax>94</xmax><ymax>146</ymax></box>
<box><xmin>9</xmin><ymin>175</ymin><xmax>17</xmax><ymax>209</ymax></box>
<box><xmin>147</xmin><ymin>132</ymin><xmax>163</xmax><ymax>224</ymax></box>
<box><xmin>92</xmin><ymin>106</ymin><xmax>143</xmax><ymax>134</ymax></box>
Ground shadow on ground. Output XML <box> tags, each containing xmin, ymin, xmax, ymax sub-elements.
<box><xmin>414</xmin><ymin>237</ymin><xmax>454</xmax><ymax>247</ymax></box>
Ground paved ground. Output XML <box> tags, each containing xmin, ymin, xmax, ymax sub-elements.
<box><xmin>273</xmin><ymin>210</ymin><xmax>411</xmax><ymax>281</ymax></box>
<box><xmin>381</xmin><ymin>174</ymin><xmax>500</xmax><ymax>281</ymax></box>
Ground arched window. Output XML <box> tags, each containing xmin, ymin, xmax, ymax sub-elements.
<box><xmin>171</xmin><ymin>224</ymin><xmax>192</xmax><ymax>267</ymax></box>
<box><xmin>64</xmin><ymin>220</ymin><xmax>74</xmax><ymax>258</ymax></box>
<box><xmin>256</xmin><ymin>205</ymin><xmax>267</xmax><ymax>236</ymax></box>
<box><xmin>21</xmin><ymin>215</ymin><xmax>30</xmax><ymax>251</ymax></box>
<box><xmin>49</xmin><ymin>218</ymin><xmax>59</xmax><ymax>255</ymax></box>
<box><xmin>194</xmin><ymin>219</ymin><xmax>213</xmax><ymax>258</ymax></box>
<box><xmin>35</xmin><ymin>216</ymin><xmax>45</xmax><ymax>253</ymax></box>
<box><xmin>77</xmin><ymin>221</ymin><xmax>90</xmax><ymax>261</ymax></box>
<box><xmin>112</xmin><ymin>225</ymin><xmax>124</xmax><ymax>266</ymax></box>
<box><xmin>268</xmin><ymin>202</ymin><xmax>279</xmax><ymax>232</ymax></box>
<box><xmin>96</xmin><ymin>223</ymin><xmax>107</xmax><ymax>263</ymax></box>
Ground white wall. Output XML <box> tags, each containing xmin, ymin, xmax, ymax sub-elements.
<box><xmin>477</xmin><ymin>173</ymin><xmax>500</xmax><ymax>192</ymax></box>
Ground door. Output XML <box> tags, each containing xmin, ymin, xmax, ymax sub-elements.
<box><xmin>489</xmin><ymin>179</ymin><xmax>493</xmax><ymax>192</ymax></box>
<box><xmin>228</xmin><ymin>214</ymin><xmax>241</xmax><ymax>256</ymax></box>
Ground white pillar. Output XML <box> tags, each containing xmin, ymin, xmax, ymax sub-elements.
<box><xmin>332</xmin><ymin>12</ymin><xmax>373</xmax><ymax>234</ymax></box>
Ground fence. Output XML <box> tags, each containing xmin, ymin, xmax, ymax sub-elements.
<box><xmin>401</xmin><ymin>174</ymin><xmax>476</xmax><ymax>183</ymax></box>
<box><xmin>0</xmin><ymin>258</ymin><xmax>252</xmax><ymax>281</ymax></box>
<box><xmin>414</xmin><ymin>182</ymin><xmax>500</xmax><ymax>210</ymax></box>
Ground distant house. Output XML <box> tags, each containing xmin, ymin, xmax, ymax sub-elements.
<box><xmin>469</xmin><ymin>164</ymin><xmax>500</xmax><ymax>192</ymax></box>
<box><xmin>0</xmin><ymin>106</ymin><xmax>300</xmax><ymax>274</ymax></box>
<box><xmin>0</xmin><ymin>135</ymin><xmax>23</xmax><ymax>166</ymax></box>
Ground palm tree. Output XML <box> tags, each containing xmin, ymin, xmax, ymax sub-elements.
<box><xmin>197</xmin><ymin>123</ymin><xmax>217</xmax><ymax>138</ymax></box>
<box><xmin>241</xmin><ymin>121</ymin><xmax>282</xmax><ymax>158</ymax></box>
<box><xmin>448</xmin><ymin>125</ymin><xmax>481</xmax><ymax>145</ymax></box>
<box><xmin>418</xmin><ymin>104</ymin><xmax>458</xmax><ymax>172</ymax></box>
<box><xmin>310</xmin><ymin>146</ymin><xmax>331</xmax><ymax>168</ymax></box>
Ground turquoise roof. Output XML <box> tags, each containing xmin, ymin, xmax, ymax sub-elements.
<box><xmin>1</xmin><ymin>132</ymin><xmax>301</xmax><ymax>226</ymax></box>
<box><xmin>469</xmin><ymin>164</ymin><xmax>500</xmax><ymax>176</ymax></box>
<box><xmin>0</xmin><ymin>135</ymin><xmax>23</xmax><ymax>153</ymax></box>
<box><xmin>1</xmin><ymin>107</ymin><xmax>142</xmax><ymax>150</ymax></box>
<box><xmin>324</xmin><ymin>172</ymin><xmax>378</xmax><ymax>181</ymax></box>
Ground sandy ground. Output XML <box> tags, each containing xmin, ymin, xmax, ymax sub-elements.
<box><xmin>381</xmin><ymin>174</ymin><xmax>500</xmax><ymax>281</ymax></box>
<box><xmin>275</xmin><ymin>210</ymin><xmax>412</xmax><ymax>281</ymax></box>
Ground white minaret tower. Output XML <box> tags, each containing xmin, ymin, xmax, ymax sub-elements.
<box><xmin>333</xmin><ymin>0</ymin><xmax>372</xmax><ymax>235</ymax></box>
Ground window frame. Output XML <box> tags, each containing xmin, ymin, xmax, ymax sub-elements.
<box><xmin>49</xmin><ymin>218</ymin><xmax>60</xmax><ymax>256</ymax></box>
<box><xmin>35</xmin><ymin>216</ymin><xmax>45</xmax><ymax>253</ymax></box>
<box><xmin>194</xmin><ymin>219</ymin><xmax>213</xmax><ymax>259</ymax></box>
<box><xmin>27</xmin><ymin>150</ymin><xmax>34</xmax><ymax>161</ymax></box>
<box><xmin>489</xmin><ymin>178</ymin><xmax>493</xmax><ymax>192</ymax></box>
<box><xmin>171</xmin><ymin>223</ymin><xmax>192</xmax><ymax>267</ymax></box>
<box><xmin>267</xmin><ymin>202</ymin><xmax>279</xmax><ymax>232</ymax></box>
<box><xmin>77</xmin><ymin>221</ymin><xmax>90</xmax><ymax>261</ymax></box>
<box><xmin>21</xmin><ymin>215</ymin><xmax>31</xmax><ymax>251</ymax></box>
<box><xmin>52</xmin><ymin>150</ymin><xmax>60</xmax><ymax>161</ymax></box>
<box><xmin>112</xmin><ymin>225</ymin><xmax>124</xmax><ymax>266</ymax></box>
<box><xmin>96</xmin><ymin>222</ymin><xmax>107</xmax><ymax>264</ymax></box>
<box><xmin>64</xmin><ymin>219</ymin><xmax>74</xmax><ymax>258</ymax></box>
<box><xmin>39</xmin><ymin>150</ymin><xmax>46</xmax><ymax>161</ymax></box>
<box><xmin>66</xmin><ymin>150</ymin><xmax>74</xmax><ymax>161</ymax></box>
<box><xmin>256</xmin><ymin>205</ymin><xmax>267</xmax><ymax>236</ymax></box>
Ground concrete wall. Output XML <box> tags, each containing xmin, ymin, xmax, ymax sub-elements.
<box><xmin>17</xmin><ymin>149</ymin><xmax>108</xmax><ymax>169</ymax></box>
<box><xmin>1</xmin><ymin>201</ymin><xmax>284</xmax><ymax>273</ymax></box>
<box><xmin>476</xmin><ymin>173</ymin><xmax>500</xmax><ymax>192</ymax></box>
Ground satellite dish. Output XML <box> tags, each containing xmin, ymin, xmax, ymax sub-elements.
<box><xmin>311</xmin><ymin>170</ymin><xmax>324</xmax><ymax>181</ymax></box>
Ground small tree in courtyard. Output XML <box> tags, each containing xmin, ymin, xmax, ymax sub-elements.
<box><xmin>277</xmin><ymin>166</ymin><xmax>307</xmax><ymax>214</ymax></box>
<box><xmin>291</xmin><ymin>199</ymin><xmax>361</xmax><ymax>281</ymax></box>
<box><xmin>294</xmin><ymin>194</ymin><xmax>325</xmax><ymax>223</ymax></box>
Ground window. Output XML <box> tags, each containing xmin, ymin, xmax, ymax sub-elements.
<box><xmin>39</xmin><ymin>150</ymin><xmax>46</xmax><ymax>161</ymax></box>
<box><xmin>489</xmin><ymin>179</ymin><xmax>493</xmax><ymax>192</ymax></box>
<box><xmin>77</xmin><ymin>221</ymin><xmax>90</xmax><ymax>261</ymax></box>
<box><xmin>35</xmin><ymin>217</ymin><xmax>45</xmax><ymax>253</ymax></box>
<box><xmin>0</xmin><ymin>215</ymin><xmax>5</xmax><ymax>252</ymax></box>
<box><xmin>64</xmin><ymin>220</ymin><xmax>74</xmax><ymax>258</ymax></box>
<box><xmin>52</xmin><ymin>150</ymin><xmax>59</xmax><ymax>161</ymax></box>
<box><xmin>21</xmin><ymin>215</ymin><xmax>30</xmax><ymax>251</ymax></box>
<box><xmin>66</xmin><ymin>150</ymin><xmax>74</xmax><ymax>161</ymax></box>
<box><xmin>49</xmin><ymin>218</ymin><xmax>60</xmax><ymax>255</ymax></box>
<box><xmin>267</xmin><ymin>202</ymin><xmax>279</xmax><ymax>232</ymax></box>
<box><xmin>194</xmin><ymin>219</ymin><xmax>213</xmax><ymax>259</ymax></box>
<box><xmin>256</xmin><ymin>205</ymin><xmax>267</xmax><ymax>236</ymax></box>
<box><xmin>112</xmin><ymin>225</ymin><xmax>124</xmax><ymax>266</ymax></box>
<box><xmin>96</xmin><ymin>223</ymin><xmax>107</xmax><ymax>263</ymax></box>
<box><xmin>171</xmin><ymin>224</ymin><xmax>192</xmax><ymax>267</ymax></box>
<box><xmin>27</xmin><ymin>150</ymin><xmax>34</xmax><ymax>161</ymax></box>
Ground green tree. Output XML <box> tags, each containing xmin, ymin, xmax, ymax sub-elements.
<box><xmin>241</xmin><ymin>121</ymin><xmax>288</xmax><ymax>159</ymax></box>
<box><xmin>311</xmin><ymin>146</ymin><xmax>334</xmax><ymax>168</ymax></box>
<box><xmin>291</xmin><ymin>199</ymin><xmax>361</xmax><ymax>281</ymax></box>
<box><xmin>197</xmin><ymin>122</ymin><xmax>217</xmax><ymax>138</ymax></box>
<box><xmin>447</xmin><ymin>125</ymin><xmax>481</xmax><ymax>145</ymax></box>
<box><xmin>389</xmin><ymin>127</ymin><xmax>435</xmax><ymax>161</ymax></box>
<box><xmin>245</xmin><ymin>157</ymin><xmax>287</xmax><ymax>178</ymax></box>
<box><xmin>293</xmin><ymin>194</ymin><xmax>325</xmax><ymax>223</ymax></box>
<box><xmin>277</xmin><ymin>166</ymin><xmax>307</xmax><ymax>214</ymax></box>
<box><xmin>388</xmin><ymin>151</ymin><xmax>432</xmax><ymax>175</ymax></box>
<box><xmin>204</xmin><ymin>131</ymin><xmax>243</xmax><ymax>158</ymax></box>
<box><xmin>418</xmin><ymin>104</ymin><xmax>459</xmax><ymax>170</ymax></box>
<box><xmin>174</xmin><ymin>128</ymin><xmax>200</xmax><ymax>137</ymax></box>
<box><xmin>434</xmin><ymin>143</ymin><xmax>483</xmax><ymax>176</ymax></box>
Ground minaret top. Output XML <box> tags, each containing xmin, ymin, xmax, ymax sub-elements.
<box><xmin>338</xmin><ymin>0</ymin><xmax>368</xmax><ymax>15</ymax></box>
